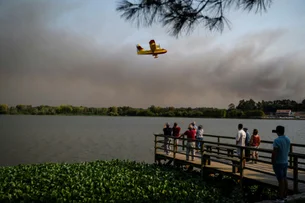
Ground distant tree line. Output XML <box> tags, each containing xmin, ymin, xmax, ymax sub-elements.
<box><xmin>0</xmin><ymin>99</ymin><xmax>304</xmax><ymax>118</ymax></box>
<box><xmin>231</xmin><ymin>99</ymin><xmax>305</xmax><ymax>112</ymax></box>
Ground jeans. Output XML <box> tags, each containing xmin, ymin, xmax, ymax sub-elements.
<box><xmin>164</xmin><ymin>137</ymin><xmax>170</xmax><ymax>154</ymax></box>
<box><xmin>196</xmin><ymin>137</ymin><xmax>203</xmax><ymax>150</ymax></box>
<box><xmin>186</xmin><ymin>142</ymin><xmax>195</xmax><ymax>161</ymax></box>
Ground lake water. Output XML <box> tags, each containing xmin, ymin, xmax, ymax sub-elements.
<box><xmin>0</xmin><ymin>115</ymin><xmax>305</xmax><ymax>167</ymax></box>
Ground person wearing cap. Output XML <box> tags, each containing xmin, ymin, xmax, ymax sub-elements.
<box><xmin>163</xmin><ymin>123</ymin><xmax>172</xmax><ymax>155</ymax></box>
<box><xmin>271</xmin><ymin>125</ymin><xmax>290</xmax><ymax>202</ymax></box>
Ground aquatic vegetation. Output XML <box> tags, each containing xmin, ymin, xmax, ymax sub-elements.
<box><xmin>0</xmin><ymin>159</ymin><xmax>246</xmax><ymax>202</ymax></box>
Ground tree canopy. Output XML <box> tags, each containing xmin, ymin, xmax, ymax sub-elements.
<box><xmin>1</xmin><ymin>98</ymin><xmax>305</xmax><ymax>118</ymax></box>
<box><xmin>116</xmin><ymin>0</ymin><xmax>273</xmax><ymax>37</ymax></box>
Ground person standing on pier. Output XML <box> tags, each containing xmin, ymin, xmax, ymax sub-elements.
<box><xmin>181</xmin><ymin>125</ymin><xmax>196</xmax><ymax>161</ymax></box>
<box><xmin>172</xmin><ymin>122</ymin><xmax>181</xmax><ymax>152</ymax></box>
<box><xmin>249</xmin><ymin>129</ymin><xmax>261</xmax><ymax>164</ymax></box>
<box><xmin>236</xmin><ymin>124</ymin><xmax>246</xmax><ymax>169</ymax></box>
<box><xmin>271</xmin><ymin>125</ymin><xmax>290</xmax><ymax>202</ymax></box>
<box><xmin>196</xmin><ymin>125</ymin><xmax>204</xmax><ymax>153</ymax></box>
<box><xmin>191</xmin><ymin>121</ymin><xmax>198</xmax><ymax>132</ymax></box>
<box><xmin>163</xmin><ymin>123</ymin><xmax>172</xmax><ymax>155</ymax></box>
<box><xmin>243</xmin><ymin>128</ymin><xmax>251</xmax><ymax>162</ymax></box>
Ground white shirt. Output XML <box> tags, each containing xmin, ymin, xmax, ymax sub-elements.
<box><xmin>196</xmin><ymin>128</ymin><xmax>204</xmax><ymax>138</ymax></box>
<box><xmin>236</xmin><ymin>129</ymin><xmax>246</xmax><ymax>146</ymax></box>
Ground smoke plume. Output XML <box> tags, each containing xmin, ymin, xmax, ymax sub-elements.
<box><xmin>1</xmin><ymin>0</ymin><xmax>304</xmax><ymax>108</ymax></box>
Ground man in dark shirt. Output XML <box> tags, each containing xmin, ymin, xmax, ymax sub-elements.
<box><xmin>163</xmin><ymin>123</ymin><xmax>172</xmax><ymax>155</ymax></box>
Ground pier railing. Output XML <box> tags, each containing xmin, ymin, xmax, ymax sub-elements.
<box><xmin>179</xmin><ymin>133</ymin><xmax>305</xmax><ymax>170</ymax></box>
<box><xmin>154</xmin><ymin>134</ymin><xmax>305</xmax><ymax>193</ymax></box>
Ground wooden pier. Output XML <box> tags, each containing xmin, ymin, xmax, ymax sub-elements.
<box><xmin>154</xmin><ymin>134</ymin><xmax>305</xmax><ymax>194</ymax></box>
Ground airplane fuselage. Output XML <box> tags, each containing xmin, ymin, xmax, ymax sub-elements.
<box><xmin>136</xmin><ymin>39</ymin><xmax>167</xmax><ymax>58</ymax></box>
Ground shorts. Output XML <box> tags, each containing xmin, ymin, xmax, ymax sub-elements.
<box><xmin>273</xmin><ymin>163</ymin><xmax>288</xmax><ymax>181</ymax></box>
<box><xmin>251</xmin><ymin>146</ymin><xmax>259</xmax><ymax>156</ymax></box>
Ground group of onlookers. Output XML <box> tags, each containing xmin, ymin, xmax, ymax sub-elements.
<box><xmin>162</xmin><ymin>121</ymin><xmax>203</xmax><ymax>161</ymax></box>
<box><xmin>162</xmin><ymin>122</ymin><xmax>291</xmax><ymax>202</ymax></box>
<box><xmin>236</xmin><ymin>123</ymin><xmax>261</xmax><ymax>167</ymax></box>
<box><xmin>239</xmin><ymin>124</ymin><xmax>291</xmax><ymax>202</ymax></box>
<box><xmin>163</xmin><ymin>121</ymin><xmax>263</xmax><ymax>163</ymax></box>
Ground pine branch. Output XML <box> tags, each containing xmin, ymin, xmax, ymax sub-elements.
<box><xmin>116</xmin><ymin>0</ymin><xmax>273</xmax><ymax>37</ymax></box>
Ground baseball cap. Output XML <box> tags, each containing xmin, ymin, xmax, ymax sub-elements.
<box><xmin>272</xmin><ymin>125</ymin><xmax>285</xmax><ymax>134</ymax></box>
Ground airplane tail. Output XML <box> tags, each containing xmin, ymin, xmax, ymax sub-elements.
<box><xmin>149</xmin><ymin>39</ymin><xmax>155</xmax><ymax>45</ymax></box>
<box><xmin>136</xmin><ymin>44</ymin><xmax>144</xmax><ymax>52</ymax></box>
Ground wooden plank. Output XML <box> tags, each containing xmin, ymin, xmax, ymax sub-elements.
<box><xmin>155</xmin><ymin>150</ymin><xmax>305</xmax><ymax>193</ymax></box>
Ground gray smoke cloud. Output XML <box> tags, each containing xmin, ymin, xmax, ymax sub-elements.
<box><xmin>1</xmin><ymin>0</ymin><xmax>304</xmax><ymax>108</ymax></box>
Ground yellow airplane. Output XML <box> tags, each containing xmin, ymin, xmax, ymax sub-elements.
<box><xmin>136</xmin><ymin>39</ymin><xmax>167</xmax><ymax>58</ymax></box>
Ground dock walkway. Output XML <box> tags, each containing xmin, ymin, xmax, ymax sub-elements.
<box><xmin>154</xmin><ymin>134</ymin><xmax>305</xmax><ymax>194</ymax></box>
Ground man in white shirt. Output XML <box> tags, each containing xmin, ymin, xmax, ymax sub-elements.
<box><xmin>236</xmin><ymin>123</ymin><xmax>246</xmax><ymax>169</ymax></box>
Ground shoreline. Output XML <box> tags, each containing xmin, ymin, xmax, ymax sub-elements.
<box><xmin>1</xmin><ymin>114</ymin><xmax>304</xmax><ymax>120</ymax></box>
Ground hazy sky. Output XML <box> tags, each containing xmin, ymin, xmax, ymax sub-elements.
<box><xmin>1</xmin><ymin>0</ymin><xmax>305</xmax><ymax>108</ymax></box>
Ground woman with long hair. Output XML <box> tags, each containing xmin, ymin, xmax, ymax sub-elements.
<box><xmin>249</xmin><ymin>129</ymin><xmax>261</xmax><ymax>164</ymax></box>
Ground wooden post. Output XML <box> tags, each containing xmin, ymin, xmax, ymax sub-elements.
<box><xmin>154</xmin><ymin>134</ymin><xmax>157</xmax><ymax>163</ymax></box>
<box><xmin>293</xmin><ymin>155</ymin><xmax>298</xmax><ymax>193</ymax></box>
<box><xmin>207</xmin><ymin>146</ymin><xmax>211</xmax><ymax>165</ymax></box>
<box><xmin>289</xmin><ymin>145</ymin><xmax>293</xmax><ymax>168</ymax></box>
<box><xmin>200</xmin><ymin>141</ymin><xmax>204</xmax><ymax>178</ymax></box>
<box><xmin>217</xmin><ymin>137</ymin><xmax>220</xmax><ymax>156</ymax></box>
<box><xmin>239</xmin><ymin>147</ymin><xmax>244</xmax><ymax>188</ymax></box>
<box><xmin>182</xmin><ymin>135</ymin><xmax>185</xmax><ymax>151</ymax></box>
<box><xmin>173</xmin><ymin>137</ymin><xmax>176</xmax><ymax>160</ymax></box>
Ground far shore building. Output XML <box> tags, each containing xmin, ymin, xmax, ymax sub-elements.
<box><xmin>275</xmin><ymin>109</ymin><xmax>292</xmax><ymax>117</ymax></box>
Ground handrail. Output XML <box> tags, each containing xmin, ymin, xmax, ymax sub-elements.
<box><xmin>154</xmin><ymin>133</ymin><xmax>305</xmax><ymax>168</ymax></box>
<box><xmin>154</xmin><ymin>134</ymin><xmax>305</xmax><ymax>155</ymax></box>
<box><xmin>154</xmin><ymin>134</ymin><xmax>305</xmax><ymax>193</ymax></box>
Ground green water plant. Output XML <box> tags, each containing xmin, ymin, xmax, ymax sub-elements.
<box><xmin>0</xmin><ymin>159</ymin><xmax>246</xmax><ymax>202</ymax></box>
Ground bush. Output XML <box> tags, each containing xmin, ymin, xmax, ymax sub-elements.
<box><xmin>0</xmin><ymin>159</ymin><xmax>243</xmax><ymax>203</ymax></box>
